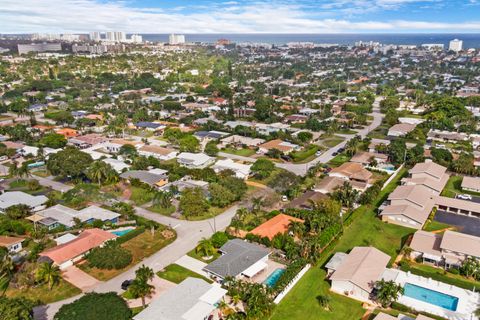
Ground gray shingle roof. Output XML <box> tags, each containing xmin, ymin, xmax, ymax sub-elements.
<box><xmin>203</xmin><ymin>239</ymin><xmax>270</xmax><ymax>278</ymax></box>
<box><xmin>120</xmin><ymin>170</ymin><xmax>167</xmax><ymax>186</ymax></box>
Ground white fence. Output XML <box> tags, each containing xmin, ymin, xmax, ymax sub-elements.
<box><xmin>382</xmin><ymin>164</ymin><xmax>404</xmax><ymax>190</ymax></box>
<box><xmin>273</xmin><ymin>264</ymin><xmax>311</xmax><ymax>304</ymax></box>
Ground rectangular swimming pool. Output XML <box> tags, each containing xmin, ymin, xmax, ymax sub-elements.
<box><xmin>110</xmin><ymin>228</ymin><xmax>135</xmax><ymax>237</ymax></box>
<box><xmin>403</xmin><ymin>283</ymin><xmax>459</xmax><ymax>311</ymax></box>
<box><xmin>264</xmin><ymin>268</ymin><xmax>285</xmax><ymax>288</ymax></box>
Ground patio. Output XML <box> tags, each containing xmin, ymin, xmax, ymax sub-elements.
<box><xmin>247</xmin><ymin>259</ymin><xmax>285</xmax><ymax>285</ymax></box>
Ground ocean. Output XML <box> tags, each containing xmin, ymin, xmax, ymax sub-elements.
<box><xmin>140</xmin><ymin>33</ymin><xmax>480</xmax><ymax>48</ymax></box>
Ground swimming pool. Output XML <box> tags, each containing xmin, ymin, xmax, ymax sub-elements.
<box><xmin>403</xmin><ymin>283</ymin><xmax>459</xmax><ymax>311</ymax></box>
<box><xmin>264</xmin><ymin>268</ymin><xmax>285</xmax><ymax>288</ymax></box>
<box><xmin>110</xmin><ymin>228</ymin><xmax>135</xmax><ymax>237</ymax></box>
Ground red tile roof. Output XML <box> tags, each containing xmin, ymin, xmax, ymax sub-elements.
<box><xmin>250</xmin><ymin>214</ymin><xmax>304</xmax><ymax>240</ymax></box>
<box><xmin>40</xmin><ymin>228</ymin><xmax>116</xmax><ymax>265</ymax></box>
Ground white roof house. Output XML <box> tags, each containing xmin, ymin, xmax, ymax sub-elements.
<box><xmin>177</xmin><ymin>152</ymin><xmax>215</xmax><ymax>169</ymax></box>
<box><xmin>133</xmin><ymin>277</ymin><xmax>227</xmax><ymax>320</ymax></box>
<box><xmin>0</xmin><ymin>191</ymin><xmax>48</xmax><ymax>212</ymax></box>
<box><xmin>37</xmin><ymin>204</ymin><xmax>120</xmax><ymax>228</ymax></box>
<box><xmin>212</xmin><ymin>159</ymin><xmax>252</xmax><ymax>179</ymax></box>
<box><xmin>102</xmin><ymin>158</ymin><xmax>130</xmax><ymax>173</ymax></box>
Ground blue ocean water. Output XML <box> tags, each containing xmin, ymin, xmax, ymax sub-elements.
<box><xmin>140</xmin><ymin>33</ymin><xmax>480</xmax><ymax>48</ymax></box>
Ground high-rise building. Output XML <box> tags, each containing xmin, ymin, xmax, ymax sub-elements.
<box><xmin>449</xmin><ymin>39</ymin><xmax>463</xmax><ymax>52</ymax></box>
<box><xmin>18</xmin><ymin>43</ymin><xmax>62</xmax><ymax>55</ymax></box>
<box><xmin>90</xmin><ymin>32</ymin><xmax>101</xmax><ymax>41</ymax></box>
<box><xmin>130</xmin><ymin>34</ymin><xmax>143</xmax><ymax>44</ymax></box>
<box><xmin>169</xmin><ymin>34</ymin><xmax>185</xmax><ymax>45</ymax></box>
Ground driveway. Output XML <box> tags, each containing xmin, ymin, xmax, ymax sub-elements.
<box><xmin>175</xmin><ymin>255</ymin><xmax>208</xmax><ymax>277</ymax></box>
<box><xmin>434</xmin><ymin>210</ymin><xmax>480</xmax><ymax>237</ymax></box>
<box><xmin>62</xmin><ymin>266</ymin><xmax>101</xmax><ymax>292</ymax></box>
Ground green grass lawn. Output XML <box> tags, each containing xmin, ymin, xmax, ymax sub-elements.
<box><xmin>291</xmin><ymin>145</ymin><xmax>319</xmax><ymax>163</ymax></box>
<box><xmin>6</xmin><ymin>279</ymin><xmax>81</xmax><ymax>305</ymax></box>
<box><xmin>400</xmin><ymin>260</ymin><xmax>480</xmax><ymax>291</ymax></box>
<box><xmin>130</xmin><ymin>186</ymin><xmax>155</xmax><ymax>206</ymax></box>
<box><xmin>327</xmin><ymin>153</ymin><xmax>351</xmax><ymax>167</ymax></box>
<box><xmin>157</xmin><ymin>264</ymin><xmax>212</xmax><ymax>284</ymax></box>
<box><xmin>321</xmin><ymin>136</ymin><xmax>345</xmax><ymax>148</ymax></box>
<box><xmin>184</xmin><ymin>206</ymin><xmax>224</xmax><ymax>221</ymax></box>
<box><xmin>441</xmin><ymin>175</ymin><xmax>480</xmax><ymax>198</ymax></box>
<box><xmin>187</xmin><ymin>247</ymin><xmax>221</xmax><ymax>263</ymax></box>
<box><xmin>221</xmin><ymin>147</ymin><xmax>256</xmax><ymax>157</ymax></box>
<box><xmin>271</xmin><ymin>168</ymin><xmax>411</xmax><ymax>320</ymax></box>
<box><xmin>147</xmin><ymin>205</ymin><xmax>176</xmax><ymax>216</ymax></box>
<box><xmin>270</xmin><ymin>267</ymin><xmax>365</xmax><ymax>320</ymax></box>
<box><xmin>423</xmin><ymin>220</ymin><xmax>453</xmax><ymax>232</ymax></box>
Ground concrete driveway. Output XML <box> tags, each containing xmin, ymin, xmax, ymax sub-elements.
<box><xmin>62</xmin><ymin>266</ymin><xmax>101</xmax><ymax>292</ymax></box>
<box><xmin>434</xmin><ymin>210</ymin><xmax>480</xmax><ymax>237</ymax></box>
<box><xmin>175</xmin><ymin>255</ymin><xmax>208</xmax><ymax>277</ymax></box>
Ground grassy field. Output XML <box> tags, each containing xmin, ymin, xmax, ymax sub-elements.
<box><xmin>291</xmin><ymin>145</ymin><xmax>319</xmax><ymax>163</ymax></box>
<box><xmin>321</xmin><ymin>136</ymin><xmax>345</xmax><ymax>148</ymax></box>
<box><xmin>270</xmin><ymin>168</ymin><xmax>412</xmax><ymax>320</ymax></box>
<box><xmin>221</xmin><ymin>147</ymin><xmax>256</xmax><ymax>157</ymax></box>
<box><xmin>184</xmin><ymin>206</ymin><xmax>225</xmax><ymax>221</ymax></box>
<box><xmin>441</xmin><ymin>175</ymin><xmax>480</xmax><ymax>198</ymax></box>
<box><xmin>80</xmin><ymin>229</ymin><xmax>176</xmax><ymax>281</ymax></box>
<box><xmin>130</xmin><ymin>186</ymin><xmax>155</xmax><ymax>206</ymax></box>
<box><xmin>6</xmin><ymin>279</ymin><xmax>81</xmax><ymax>305</ymax></box>
<box><xmin>157</xmin><ymin>264</ymin><xmax>212</xmax><ymax>284</ymax></box>
<box><xmin>270</xmin><ymin>267</ymin><xmax>365</xmax><ymax>320</ymax></box>
<box><xmin>147</xmin><ymin>205</ymin><xmax>176</xmax><ymax>216</ymax></box>
<box><xmin>423</xmin><ymin>220</ymin><xmax>454</xmax><ymax>232</ymax></box>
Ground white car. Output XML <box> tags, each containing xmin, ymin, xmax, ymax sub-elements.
<box><xmin>281</xmin><ymin>195</ymin><xmax>288</xmax><ymax>202</ymax></box>
<box><xmin>315</xmin><ymin>151</ymin><xmax>322</xmax><ymax>156</ymax></box>
<box><xmin>457</xmin><ymin>194</ymin><xmax>472</xmax><ymax>200</ymax></box>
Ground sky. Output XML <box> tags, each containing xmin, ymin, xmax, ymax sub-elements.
<box><xmin>1</xmin><ymin>0</ymin><xmax>480</xmax><ymax>34</ymax></box>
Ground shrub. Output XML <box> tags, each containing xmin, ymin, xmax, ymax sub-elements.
<box><xmin>54</xmin><ymin>292</ymin><xmax>131</xmax><ymax>320</ymax></box>
<box><xmin>87</xmin><ymin>241</ymin><xmax>132</xmax><ymax>270</ymax></box>
<box><xmin>211</xmin><ymin>232</ymin><xmax>228</xmax><ymax>248</ymax></box>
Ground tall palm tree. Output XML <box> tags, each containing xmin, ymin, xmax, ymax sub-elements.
<box><xmin>136</xmin><ymin>264</ymin><xmax>154</xmax><ymax>283</ymax></box>
<box><xmin>374</xmin><ymin>279</ymin><xmax>404</xmax><ymax>308</ymax></box>
<box><xmin>86</xmin><ymin>161</ymin><xmax>108</xmax><ymax>185</ymax></box>
<box><xmin>8</xmin><ymin>161</ymin><xmax>19</xmax><ymax>181</ymax></box>
<box><xmin>288</xmin><ymin>220</ymin><xmax>305</xmax><ymax>239</ymax></box>
<box><xmin>18</xmin><ymin>164</ymin><xmax>31</xmax><ymax>180</ymax></box>
<box><xmin>251</xmin><ymin>197</ymin><xmax>264</xmax><ymax>212</ymax></box>
<box><xmin>0</xmin><ymin>254</ymin><xmax>14</xmax><ymax>295</ymax></box>
<box><xmin>332</xmin><ymin>181</ymin><xmax>359</xmax><ymax>209</ymax></box>
<box><xmin>35</xmin><ymin>262</ymin><xmax>61</xmax><ymax>289</ymax></box>
<box><xmin>129</xmin><ymin>278</ymin><xmax>154</xmax><ymax>309</ymax></box>
<box><xmin>153</xmin><ymin>191</ymin><xmax>173</xmax><ymax>209</ymax></box>
<box><xmin>196</xmin><ymin>238</ymin><xmax>215</xmax><ymax>258</ymax></box>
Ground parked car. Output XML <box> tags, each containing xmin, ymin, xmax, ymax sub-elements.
<box><xmin>332</xmin><ymin>152</ymin><xmax>338</xmax><ymax>156</ymax></box>
<box><xmin>121</xmin><ymin>279</ymin><xmax>133</xmax><ymax>290</ymax></box>
<box><xmin>457</xmin><ymin>194</ymin><xmax>472</xmax><ymax>200</ymax></box>
<box><xmin>281</xmin><ymin>195</ymin><xmax>288</xmax><ymax>202</ymax></box>
<box><xmin>315</xmin><ymin>151</ymin><xmax>322</xmax><ymax>156</ymax></box>
<box><xmin>338</xmin><ymin>148</ymin><xmax>345</xmax><ymax>153</ymax></box>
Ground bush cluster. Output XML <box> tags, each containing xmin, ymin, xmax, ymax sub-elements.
<box><xmin>87</xmin><ymin>241</ymin><xmax>132</xmax><ymax>270</ymax></box>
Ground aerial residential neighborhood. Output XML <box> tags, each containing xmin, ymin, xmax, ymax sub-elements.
<box><xmin>2</xmin><ymin>4</ymin><xmax>480</xmax><ymax>320</ymax></box>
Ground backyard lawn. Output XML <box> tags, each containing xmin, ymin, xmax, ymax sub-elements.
<box><xmin>291</xmin><ymin>145</ymin><xmax>319</xmax><ymax>163</ymax></box>
<box><xmin>157</xmin><ymin>264</ymin><xmax>212</xmax><ymax>284</ymax></box>
<box><xmin>270</xmin><ymin>267</ymin><xmax>365</xmax><ymax>320</ymax></box>
<box><xmin>221</xmin><ymin>147</ymin><xmax>256</xmax><ymax>157</ymax></box>
<box><xmin>327</xmin><ymin>153</ymin><xmax>351</xmax><ymax>167</ymax></box>
<box><xmin>129</xmin><ymin>186</ymin><xmax>155</xmax><ymax>206</ymax></box>
<box><xmin>6</xmin><ymin>278</ymin><xmax>81</xmax><ymax>305</ymax></box>
<box><xmin>80</xmin><ymin>228</ymin><xmax>176</xmax><ymax>281</ymax></box>
<box><xmin>441</xmin><ymin>175</ymin><xmax>480</xmax><ymax>198</ymax></box>
<box><xmin>270</xmin><ymin>168</ymin><xmax>411</xmax><ymax>320</ymax></box>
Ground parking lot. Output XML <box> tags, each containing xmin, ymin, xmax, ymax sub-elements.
<box><xmin>434</xmin><ymin>210</ymin><xmax>480</xmax><ymax>237</ymax></box>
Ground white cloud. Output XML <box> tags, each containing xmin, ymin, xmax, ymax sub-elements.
<box><xmin>0</xmin><ymin>0</ymin><xmax>478</xmax><ymax>33</ymax></box>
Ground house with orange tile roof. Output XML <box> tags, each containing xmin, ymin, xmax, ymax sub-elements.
<box><xmin>258</xmin><ymin>139</ymin><xmax>300</xmax><ymax>154</ymax></box>
<box><xmin>39</xmin><ymin>228</ymin><xmax>116</xmax><ymax>269</ymax></box>
<box><xmin>55</xmin><ymin>128</ymin><xmax>78</xmax><ymax>138</ymax></box>
<box><xmin>250</xmin><ymin>214</ymin><xmax>304</xmax><ymax>240</ymax></box>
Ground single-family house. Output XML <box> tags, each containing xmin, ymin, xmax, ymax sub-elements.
<box><xmin>350</xmin><ymin>151</ymin><xmax>388</xmax><ymax>166</ymax></box>
<box><xmin>102</xmin><ymin>158</ymin><xmax>130</xmax><ymax>173</ymax></box>
<box><xmin>69</xmin><ymin>134</ymin><xmax>108</xmax><ymax>149</ymax></box>
<box><xmin>133</xmin><ymin>277</ymin><xmax>227</xmax><ymax>320</ymax></box>
<box><xmin>401</xmin><ymin>161</ymin><xmax>449</xmax><ymax>195</ymax></box>
<box><xmin>177</xmin><ymin>152</ymin><xmax>215</xmax><ymax>169</ymax></box>
<box><xmin>250</xmin><ymin>214</ymin><xmax>304</xmax><ymax>240</ymax></box>
<box><xmin>258</xmin><ymin>139</ymin><xmax>300</xmax><ymax>155</ymax></box>
<box><xmin>220</xmin><ymin>135</ymin><xmax>265</xmax><ymax>148</ymax></box>
<box><xmin>104</xmin><ymin>139</ymin><xmax>143</xmax><ymax>154</ymax></box>
<box><xmin>0</xmin><ymin>236</ymin><xmax>24</xmax><ymax>254</ymax></box>
<box><xmin>0</xmin><ymin>191</ymin><xmax>48</xmax><ymax>213</ymax></box>
<box><xmin>203</xmin><ymin>239</ymin><xmax>270</xmax><ymax>281</ymax></box>
<box><xmin>327</xmin><ymin>247</ymin><xmax>390</xmax><ymax>302</ymax></box>
<box><xmin>285</xmin><ymin>190</ymin><xmax>328</xmax><ymax>210</ymax></box>
<box><xmin>120</xmin><ymin>170</ymin><xmax>169</xmax><ymax>188</ymax></box>
<box><xmin>212</xmin><ymin>159</ymin><xmax>251</xmax><ymax>179</ymax></box>
<box><xmin>39</xmin><ymin>228</ymin><xmax>116</xmax><ymax>269</ymax></box>
<box><xmin>387</xmin><ymin>123</ymin><xmax>416</xmax><ymax>137</ymax></box>
<box><xmin>160</xmin><ymin>177</ymin><xmax>209</xmax><ymax>194</ymax></box>
<box><xmin>313</xmin><ymin>176</ymin><xmax>345</xmax><ymax>194</ymax></box>
<box><xmin>134</xmin><ymin>121</ymin><xmax>165</xmax><ymax>132</ymax></box>
<box><xmin>138</xmin><ymin>145</ymin><xmax>178</xmax><ymax>161</ymax></box>
<box><xmin>329</xmin><ymin>162</ymin><xmax>372</xmax><ymax>191</ymax></box>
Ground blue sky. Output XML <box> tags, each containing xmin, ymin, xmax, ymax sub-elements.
<box><xmin>1</xmin><ymin>0</ymin><xmax>480</xmax><ymax>33</ymax></box>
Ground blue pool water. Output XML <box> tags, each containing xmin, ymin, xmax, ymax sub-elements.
<box><xmin>110</xmin><ymin>228</ymin><xmax>135</xmax><ymax>236</ymax></box>
<box><xmin>264</xmin><ymin>268</ymin><xmax>285</xmax><ymax>288</ymax></box>
<box><xmin>403</xmin><ymin>283</ymin><xmax>459</xmax><ymax>311</ymax></box>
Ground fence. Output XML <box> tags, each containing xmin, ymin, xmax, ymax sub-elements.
<box><xmin>273</xmin><ymin>264</ymin><xmax>311</xmax><ymax>304</ymax></box>
<box><xmin>382</xmin><ymin>164</ymin><xmax>404</xmax><ymax>190</ymax></box>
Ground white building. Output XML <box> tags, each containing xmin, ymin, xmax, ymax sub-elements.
<box><xmin>106</xmin><ymin>31</ymin><xmax>126</xmax><ymax>43</ymax></box>
<box><xmin>449</xmin><ymin>39</ymin><xmax>463</xmax><ymax>52</ymax></box>
<box><xmin>130</xmin><ymin>34</ymin><xmax>143</xmax><ymax>43</ymax></box>
<box><xmin>177</xmin><ymin>152</ymin><xmax>215</xmax><ymax>169</ymax></box>
<box><xmin>169</xmin><ymin>34</ymin><xmax>185</xmax><ymax>45</ymax></box>
<box><xmin>89</xmin><ymin>32</ymin><xmax>101</xmax><ymax>41</ymax></box>
<box><xmin>212</xmin><ymin>159</ymin><xmax>252</xmax><ymax>180</ymax></box>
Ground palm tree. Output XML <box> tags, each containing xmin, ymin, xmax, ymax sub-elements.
<box><xmin>196</xmin><ymin>238</ymin><xmax>215</xmax><ymax>258</ymax></box>
<box><xmin>86</xmin><ymin>161</ymin><xmax>108</xmax><ymax>185</ymax></box>
<box><xmin>136</xmin><ymin>264</ymin><xmax>154</xmax><ymax>283</ymax></box>
<box><xmin>316</xmin><ymin>295</ymin><xmax>331</xmax><ymax>311</ymax></box>
<box><xmin>288</xmin><ymin>220</ymin><xmax>305</xmax><ymax>239</ymax></box>
<box><xmin>374</xmin><ymin>279</ymin><xmax>404</xmax><ymax>308</ymax></box>
<box><xmin>332</xmin><ymin>181</ymin><xmax>359</xmax><ymax>209</ymax></box>
<box><xmin>0</xmin><ymin>254</ymin><xmax>14</xmax><ymax>295</ymax></box>
<box><xmin>8</xmin><ymin>161</ymin><xmax>19</xmax><ymax>181</ymax></box>
<box><xmin>251</xmin><ymin>196</ymin><xmax>264</xmax><ymax>212</ymax></box>
<box><xmin>129</xmin><ymin>277</ymin><xmax>154</xmax><ymax>308</ymax></box>
<box><xmin>153</xmin><ymin>191</ymin><xmax>173</xmax><ymax>209</ymax></box>
<box><xmin>18</xmin><ymin>164</ymin><xmax>31</xmax><ymax>180</ymax></box>
<box><xmin>35</xmin><ymin>262</ymin><xmax>61</xmax><ymax>289</ymax></box>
